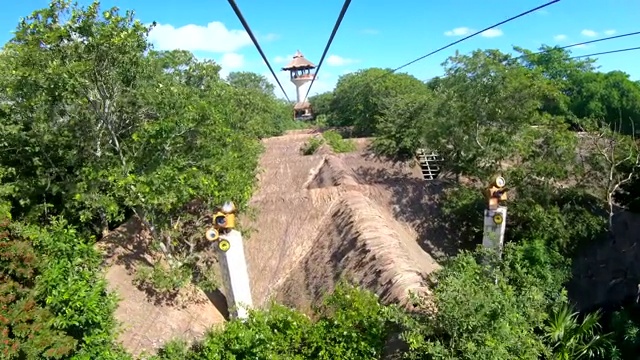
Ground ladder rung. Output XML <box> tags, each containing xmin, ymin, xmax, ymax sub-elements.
<box><xmin>417</xmin><ymin>150</ymin><xmax>442</xmax><ymax>182</ymax></box>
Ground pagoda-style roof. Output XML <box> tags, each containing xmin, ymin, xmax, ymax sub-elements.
<box><xmin>282</xmin><ymin>50</ymin><xmax>316</xmax><ymax>70</ymax></box>
<box><xmin>293</xmin><ymin>101</ymin><xmax>311</xmax><ymax>110</ymax></box>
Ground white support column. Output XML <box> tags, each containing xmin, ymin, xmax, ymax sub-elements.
<box><xmin>217</xmin><ymin>230</ymin><xmax>253</xmax><ymax>320</ymax></box>
<box><xmin>482</xmin><ymin>206</ymin><xmax>507</xmax><ymax>256</ymax></box>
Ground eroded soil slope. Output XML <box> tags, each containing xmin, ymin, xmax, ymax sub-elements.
<box><xmin>243</xmin><ymin>131</ymin><xmax>441</xmax><ymax>311</ymax></box>
<box><xmin>99</xmin><ymin>129</ymin><xmax>445</xmax><ymax>355</ymax></box>
<box><xmin>97</xmin><ymin>219</ymin><xmax>226</xmax><ymax>357</ymax></box>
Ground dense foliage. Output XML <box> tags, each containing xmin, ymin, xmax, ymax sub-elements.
<box><xmin>0</xmin><ymin>0</ymin><xmax>295</xmax><ymax>358</ymax></box>
<box><xmin>2</xmin><ymin>1</ymin><xmax>640</xmax><ymax>359</ymax></box>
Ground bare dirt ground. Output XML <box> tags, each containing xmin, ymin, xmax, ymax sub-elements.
<box><xmin>97</xmin><ymin>219</ymin><xmax>226</xmax><ymax>357</ymax></box>
<box><xmin>99</xmin><ymin>129</ymin><xmax>447</xmax><ymax>355</ymax></box>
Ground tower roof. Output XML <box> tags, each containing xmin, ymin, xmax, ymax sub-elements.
<box><xmin>282</xmin><ymin>50</ymin><xmax>316</xmax><ymax>70</ymax></box>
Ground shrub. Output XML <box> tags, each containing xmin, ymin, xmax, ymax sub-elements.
<box><xmin>8</xmin><ymin>218</ymin><xmax>126</xmax><ymax>358</ymax></box>
<box><xmin>155</xmin><ymin>283</ymin><xmax>404</xmax><ymax>360</ymax></box>
<box><xmin>323</xmin><ymin>130</ymin><xmax>356</xmax><ymax>153</ymax></box>
<box><xmin>301</xmin><ymin>136</ymin><xmax>325</xmax><ymax>155</ymax></box>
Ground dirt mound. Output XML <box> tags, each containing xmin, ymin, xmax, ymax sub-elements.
<box><xmin>97</xmin><ymin>130</ymin><xmax>445</xmax><ymax>355</ymax></box>
<box><xmin>277</xmin><ymin>191</ymin><xmax>438</xmax><ymax>310</ymax></box>
<box><xmin>97</xmin><ymin>218</ymin><xmax>226</xmax><ymax>357</ymax></box>
<box><xmin>244</xmin><ymin>132</ymin><xmax>442</xmax><ymax>311</ymax></box>
<box><xmin>305</xmin><ymin>155</ymin><xmax>360</xmax><ymax>189</ymax></box>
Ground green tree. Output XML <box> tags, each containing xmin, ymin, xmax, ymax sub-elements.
<box><xmin>372</xmin><ymin>92</ymin><xmax>434</xmax><ymax>158</ymax></box>
<box><xmin>608</xmin><ymin>307</ymin><xmax>640</xmax><ymax>359</ymax></box>
<box><xmin>402</xmin><ymin>247</ymin><xmax>553</xmax><ymax>359</ymax></box>
<box><xmin>576</xmin><ymin>120</ymin><xmax>639</xmax><ymax>228</ymax></box>
<box><xmin>424</xmin><ymin>49</ymin><xmax>569</xmax><ymax>181</ymax></box>
<box><xmin>309</xmin><ymin>91</ymin><xmax>334</xmax><ymax>117</ymax></box>
<box><xmin>0</xmin><ymin>0</ymin><xmax>153</xmax><ymax>232</ymax></box>
<box><xmin>0</xmin><ymin>0</ymin><xmax>293</xmax><ymax>291</ymax></box>
<box><xmin>517</xmin><ymin>46</ymin><xmax>640</xmax><ymax>132</ymax></box>
<box><xmin>329</xmin><ymin>68</ymin><xmax>431</xmax><ymax>135</ymax></box>
<box><xmin>570</xmin><ymin>71</ymin><xmax>640</xmax><ymax>133</ymax></box>
<box><xmin>515</xmin><ymin>45</ymin><xmax>595</xmax><ymax>120</ymax></box>
<box><xmin>227</xmin><ymin>71</ymin><xmax>275</xmax><ymax>95</ymax></box>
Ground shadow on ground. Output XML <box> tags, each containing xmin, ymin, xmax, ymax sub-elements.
<box><xmin>100</xmin><ymin>219</ymin><xmax>154</xmax><ymax>271</ymax></box>
<box><xmin>205</xmin><ymin>289</ymin><xmax>230</xmax><ymax>320</ymax></box>
<box><xmin>352</xmin><ymin>165</ymin><xmax>475</xmax><ymax>260</ymax></box>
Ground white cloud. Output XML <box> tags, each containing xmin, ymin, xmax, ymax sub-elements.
<box><xmin>604</xmin><ymin>29</ymin><xmax>616</xmax><ymax>36</ymax></box>
<box><xmin>581</xmin><ymin>29</ymin><xmax>598</xmax><ymax>37</ymax></box>
<box><xmin>217</xmin><ymin>53</ymin><xmax>245</xmax><ymax>78</ymax></box>
<box><xmin>481</xmin><ymin>28</ymin><xmax>503</xmax><ymax>38</ymax></box>
<box><xmin>219</xmin><ymin>53</ymin><xmax>244</xmax><ymax>69</ymax></box>
<box><xmin>148</xmin><ymin>21</ymin><xmax>252</xmax><ymax>53</ymax></box>
<box><xmin>261</xmin><ymin>33</ymin><xmax>279</xmax><ymax>41</ymax></box>
<box><xmin>553</xmin><ymin>34</ymin><xmax>567</xmax><ymax>41</ymax></box>
<box><xmin>444</xmin><ymin>27</ymin><xmax>473</xmax><ymax>36</ymax></box>
<box><xmin>326</xmin><ymin>55</ymin><xmax>357</xmax><ymax>67</ymax></box>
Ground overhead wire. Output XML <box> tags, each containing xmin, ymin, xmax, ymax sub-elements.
<box><xmin>422</xmin><ymin>32</ymin><xmax>640</xmax><ymax>80</ymax></box>
<box><xmin>226</xmin><ymin>0</ymin><xmax>291</xmax><ymax>102</ymax></box>
<box><xmin>569</xmin><ymin>46</ymin><xmax>640</xmax><ymax>59</ymax></box>
<box><xmin>304</xmin><ymin>0</ymin><xmax>352</xmax><ymax>102</ymax></box>
<box><xmin>343</xmin><ymin>0</ymin><xmax>563</xmax><ymax>97</ymax></box>
<box><xmin>530</xmin><ymin>30</ymin><xmax>640</xmax><ymax>56</ymax></box>
<box><xmin>391</xmin><ymin>0</ymin><xmax>561</xmax><ymax>73</ymax></box>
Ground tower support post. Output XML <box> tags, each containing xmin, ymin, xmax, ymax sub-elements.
<box><xmin>482</xmin><ymin>206</ymin><xmax>507</xmax><ymax>257</ymax></box>
<box><xmin>217</xmin><ymin>229</ymin><xmax>253</xmax><ymax>320</ymax></box>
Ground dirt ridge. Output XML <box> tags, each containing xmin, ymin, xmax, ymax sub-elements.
<box><xmin>272</xmin><ymin>150</ymin><xmax>439</xmax><ymax>311</ymax></box>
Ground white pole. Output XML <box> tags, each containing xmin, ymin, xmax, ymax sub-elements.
<box><xmin>217</xmin><ymin>229</ymin><xmax>253</xmax><ymax>320</ymax></box>
<box><xmin>481</xmin><ymin>206</ymin><xmax>507</xmax><ymax>257</ymax></box>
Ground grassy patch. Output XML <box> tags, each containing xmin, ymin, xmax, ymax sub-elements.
<box><xmin>300</xmin><ymin>136</ymin><xmax>325</xmax><ymax>155</ymax></box>
<box><xmin>323</xmin><ymin>130</ymin><xmax>356</xmax><ymax>153</ymax></box>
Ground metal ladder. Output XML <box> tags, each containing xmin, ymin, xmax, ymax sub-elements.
<box><xmin>416</xmin><ymin>148</ymin><xmax>442</xmax><ymax>181</ymax></box>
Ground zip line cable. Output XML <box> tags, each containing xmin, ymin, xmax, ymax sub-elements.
<box><xmin>391</xmin><ymin>0</ymin><xmax>561</xmax><ymax>73</ymax></box>
<box><xmin>226</xmin><ymin>0</ymin><xmax>291</xmax><ymax>102</ymax></box>
<box><xmin>304</xmin><ymin>0</ymin><xmax>352</xmax><ymax>102</ymax></box>
<box><xmin>534</xmin><ymin>30</ymin><xmax>640</xmax><ymax>54</ymax></box>
<box><xmin>422</xmin><ymin>33</ymin><xmax>640</xmax><ymax>81</ymax></box>
<box><xmin>569</xmin><ymin>46</ymin><xmax>640</xmax><ymax>59</ymax></box>
<box><xmin>339</xmin><ymin>0</ymin><xmax>562</xmax><ymax>102</ymax></box>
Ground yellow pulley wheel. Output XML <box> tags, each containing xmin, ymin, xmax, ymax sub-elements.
<box><xmin>205</xmin><ymin>228</ymin><xmax>219</xmax><ymax>241</ymax></box>
<box><xmin>493</xmin><ymin>213</ymin><xmax>504</xmax><ymax>225</ymax></box>
<box><xmin>218</xmin><ymin>239</ymin><xmax>231</xmax><ymax>252</ymax></box>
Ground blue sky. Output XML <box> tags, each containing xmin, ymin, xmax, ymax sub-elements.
<box><xmin>2</xmin><ymin>0</ymin><xmax>639</xmax><ymax>99</ymax></box>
